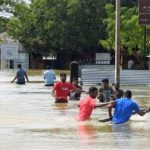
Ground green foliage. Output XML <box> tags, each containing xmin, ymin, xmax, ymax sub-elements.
<box><xmin>0</xmin><ymin>0</ymin><xmax>15</xmax><ymax>33</ymax></box>
<box><xmin>7</xmin><ymin>2</ymin><xmax>36</xmax><ymax>50</ymax></box>
<box><xmin>100</xmin><ymin>3</ymin><xmax>150</xmax><ymax>55</ymax></box>
<box><xmin>7</xmin><ymin>0</ymin><xmax>107</xmax><ymax>54</ymax></box>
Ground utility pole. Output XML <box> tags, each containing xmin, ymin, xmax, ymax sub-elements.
<box><xmin>115</xmin><ymin>0</ymin><xmax>121</xmax><ymax>84</ymax></box>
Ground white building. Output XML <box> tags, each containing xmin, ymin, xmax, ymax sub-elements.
<box><xmin>0</xmin><ymin>32</ymin><xmax>29</xmax><ymax>69</ymax></box>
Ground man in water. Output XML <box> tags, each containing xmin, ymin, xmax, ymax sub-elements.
<box><xmin>108</xmin><ymin>90</ymin><xmax>150</xmax><ymax>124</ymax></box>
<box><xmin>52</xmin><ymin>73</ymin><xmax>82</xmax><ymax>103</ymax></box>
<box><xmin>98</xmin><ymin>78</ymin><xmax>115</xmax><ymax>102</ymax></box>
<box><xmin>11</xmin><ymin>64</ymin><xmax>29</xmax><ymax>84</ymax></box>
<box><xmin>69</xmin><ymin>78</ymin><xmax>83</xmax><ymax>100</ymax></box>
<box><xmin>43</xmin><ymin>66</ymin><xmax>56</xmax><ymax>86</ymax></box>
<box><xmin>75</xmin><ymin>86</ymin><xmax>109</xmax><ymax>121</ymax></box>
<box><xmin>114</xmin><ymin>83</ymin><xmax>123</xmax><ymax>99</ymax></box>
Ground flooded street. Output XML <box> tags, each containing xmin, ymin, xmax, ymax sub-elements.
<box><xmin>0</xmin><ymin>70</ymin><xmax>150</xmax><ymax>150</ymax></box>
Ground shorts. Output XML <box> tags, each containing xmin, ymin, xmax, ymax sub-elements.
<box><xmin>55</xmin><ymin>98</ymin><xmax>68</xmax><ymax>103</ymax></box>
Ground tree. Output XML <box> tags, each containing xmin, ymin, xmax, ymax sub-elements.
<box><xmin>7</xmin><ymin>0</ymin><xmax>107</xmax><ymax>54</ymax></box>
<box><xmin>100</xmin><ymin>3</ymin><xmax>150</xmax><ymax>55</ymax></box>
<box><xmin>66</xmin><ymin>0</ymin><xmax>107</xmax><ymax>53</ymax></box>
<box><xmin>0</xmin><ymin>0</ymin><xmax>15</xmax><ymax>33</ymax></box>
<box><xmin>7</xmin><ymin>2</ymin><xmax>36</xmax><ymax>50</ymax></box>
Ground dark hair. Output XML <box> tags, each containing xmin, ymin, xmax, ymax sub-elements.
<box><xmin>124</xmin><ymin>90</ymin><xmax>132</xmax><ymax>98</ymax></box>
<box><xmin>89</xmin><ymin>86</ymin><xmax>98</xmax><ymax>93</ymax></box>
<box><xmin>72</xmin><ymin>78</ymin><xmax>78</xmax><ymax>81</ymax></box>
<box><xmin>60</xmin><ymin>73</ymin><xmax>67</xmax><ymax>77</ymax></box>
<box><xmin>46</xmin><ymin>66</ymin><xmax>50</xmax><ymax>70</ymax></box>
<box><xmin>18</xmin><ymin>64</ymin><xmax>21</xmax><ymax>68</ymax></box>
<box><xmin>102</xmin><ymin>78</ymin><xmax>109</xmax><ymax>83</ymax></box>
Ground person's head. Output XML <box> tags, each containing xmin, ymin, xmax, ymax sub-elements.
<box><xmin>60</xmin><ymin>73</ymin><xmax>67</xmax><ymax>82</ymax></box>
<box><xmin>114</xmin><ymin>83</ymin><xmax>120</xmax><ymax>90</ymax></box>
<box><xmin>102</xmin><ymin>78</ymin><xmax>109</xmax><ymax>87</ymax></box>
<box><xmin>124</xmin><ymin>90</ymin><xmax>132</xmax><ymax>98</ymax></box>
<box><xmin>115</xmin><ymin>91</ymin><xmax>122</xmax><ymax>99</ymax></box>
<box><xmin>72</xmin><ymin>78</ymin><xmax>78</xmax><ymax>86</ymax></box>
<box><xmin>89</xmin><ymin>86</ymin><xmax>98</xmax><ymax>98</ymax></box>
<box><xmin>18</xmin><ymin>64</ymin><xmax>22</xmax><ymax>68</ymax></box>
<box><xmin>46</xmin><ymin>66</ymin><xmax>50</xmax><ymax>70</ymax></box>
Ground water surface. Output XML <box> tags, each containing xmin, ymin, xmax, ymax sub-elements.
<box><xmin>0</xmin><ymin>70</ymin><xmax>150</xmax><ymax>150</ymax></box>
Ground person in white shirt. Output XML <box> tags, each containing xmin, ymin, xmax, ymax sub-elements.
<box><xmin>43</xmin><ymin>66</ymin><xmax>56</xmax><ymax>86</ymax></box>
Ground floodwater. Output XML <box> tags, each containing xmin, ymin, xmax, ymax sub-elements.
<box><xmin>0</xmin><ymin>70</ymin><xmax>150</xmax><ymax>150</ymax></box>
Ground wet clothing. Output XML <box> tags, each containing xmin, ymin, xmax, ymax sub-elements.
<box><xmin>112</xmin><ymin>98</ymin><xmax>140</xmax><ymax>124</ymax></box>
<box><xmin>99</xmin><ymin>86</ymin><xmax>114</xmax><ymax>102</ymax></box>
<box><xmin>44</xmin><ymin>69</ymin><xmax>56</xmax><ymax>86</ymax></box>
<box><xmin>75</xmin><ymin>96</ymin><xmax>96</xmax><ymax>121</ymax></box>
<box><xmin>16</xmin><ymin>68</ymin><xmax>27</xmax><ymax>84</ymax></box>
<box><xmin>55</xmin><ymin>98</ymin><xmax>68</xmax><ymax>103</ymax></box>
<box><xmin>69</xmin><ymin>85</ymin><xmax>82</xmax><ymax>100</ymax></box>
<box><xmin>53</xmin><ymin>81</ymin><xmax>73</xmax><ymax>102</ymax></box>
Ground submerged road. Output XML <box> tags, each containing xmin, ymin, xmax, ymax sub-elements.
<box><xmin>0</xmin><ymin>70</ymin><xmax>150</xmax><ymax>150</ymax></box>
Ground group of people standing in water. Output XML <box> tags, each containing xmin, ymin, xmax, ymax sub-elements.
<box><xmin>11</xmin><ymin>64</ymin><xmax>150</xmax><ymax>124</ymax></box>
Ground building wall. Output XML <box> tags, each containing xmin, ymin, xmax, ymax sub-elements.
<box><xmin>0</xmin><ymin>43</ymin><xmax>29</xmax><ymax>69</ymax></box>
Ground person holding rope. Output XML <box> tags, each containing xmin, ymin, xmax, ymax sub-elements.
<box><xmin>108</xmin><ymin>90</ymin><xmax>150</xmax><ymax>124</ymax></box>
<box><xmin>52</xmin><ymin>73</ymin><xmax>82</xmax><ymax>103</ymax></box>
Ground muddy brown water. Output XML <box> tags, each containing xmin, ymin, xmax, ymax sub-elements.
<box><xmin>0</xmin><ymin>70</ymin><xmax>150</xmax><ymax>150</ymax></box>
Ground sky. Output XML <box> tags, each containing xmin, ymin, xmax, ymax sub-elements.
<box><xmin>0</xmin><ymin>0</ymin><xmax>30</xmax><ymax>18</ymax></box>
<box><xmin>0</xmin><ymin>12</ymin><xmax>13</xmax><ymax>18</ymax></box>
<box><xmin>23</xmin><ymin>0</ymin><xmax>31</xmax><ymax>4</ymax></box>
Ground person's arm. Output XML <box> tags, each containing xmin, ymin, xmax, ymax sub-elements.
<box><xmin>11</xmin><ymin>72</ymin><xmax>17</xmax><ymax>83</ymax></box>
<box><xmin>43</xmin><ymin>72</ymin><xmax>46</xmax><ymax>79</ymax></box>
<box><xmin>51</xmin><ymin>82</ymin><xmax>58</xmax><ymax>98</ymax></box>
<box><xmin>136</xmin><ymin>107</ymin><xmax>150</xmax><ymax>116</ymax></box>
<box><xmin>53</xmin><ymin>73</ymin><xmax>56</xmax><ymax>80</ymax></box>
<box><xmin>72</xmin><ymin>85</ymin><xmax>84</xmax><ymax>93</ymax></box>
<box><xmin>51</xmin><ymin>89</ymin><xmax>56</xmax><ymax>98</ymax></box>
<box><xmin>24</xmin><ymin>72</ymin><xmax>29</xmax><ymax>82</ymax></box>
<box><xmin>97</xmin><ymin>87</ymin><xmax>105</xmax><ymax>100</ymax></box>
<box><xmin>11</xmin><ymin>75</ymin><xmax>17</xmax><ymax>83</ymax></box>
<box><xmin>120</xmin><ymin>90</ymin><xmax>124</xmax><ymax>98</ymax></box>
<box><xmin>95</xmin><ymin>102</ymin><xmax>109</xmax><ymax>108</ymax></box>
<box><xmin>97</xmin><ymin>92</ymin><xmax>103</xmax><ymax>99</ymax></box>
<box><xmin>110</xmin><ymin>87</ymin><xmax>115</xmax><ymax>100</ymax></box>
<box><xmin>108</xmin><ymin>101</ymin><xmax>115</xmax><ymax>119</ymax></box>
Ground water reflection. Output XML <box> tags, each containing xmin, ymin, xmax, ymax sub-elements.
<box><xmin>112</xmin><ymin>123</ymin><xmax>132</xmax><ymax>149</ymax></box>
<box><xmin>77</xmin><ymin>122</ymin><xmax>96</xmax><ymax>140</ymax></box>
<box><xmin>76</xmin><ymin>122</ymin><xmax>96</xmax><ymax>150</ymax></box>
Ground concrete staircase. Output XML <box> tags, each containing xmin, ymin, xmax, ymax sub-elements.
<box><xmin>80</xmin><ymin>65</ymin><xmax>150</xmax><ymax>85</ymax></box>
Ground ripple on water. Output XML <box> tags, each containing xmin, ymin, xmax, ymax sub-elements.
<box><xmin>0</xmin><ymin>71</ymin><xmax>150</xmax><ymax>150</ymax></box>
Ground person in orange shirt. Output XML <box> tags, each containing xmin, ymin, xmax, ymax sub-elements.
<box><xmin>52</xmin><ymin>73</ymin><xmax>82</xmax><ymax>103</ymax></box>
<box><xmin>75</xmin><ymin>86</ymin><xmax>109</xmax><ymax>121</ymax></box>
